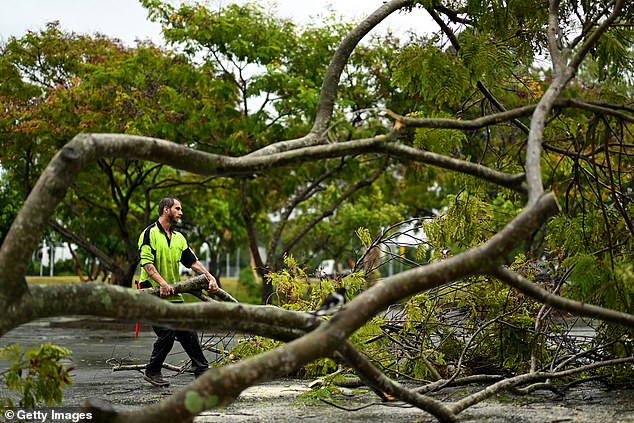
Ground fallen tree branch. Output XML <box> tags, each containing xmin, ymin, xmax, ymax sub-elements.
<box><xmin>139</xmin><ymin>274</ymin><xmax>239</xmax><ymax>303</ymax></box>
<box><xmin>107</xmin><ymin>362</ymin><xmax>182</xmax><ymax>373</ymax></box>
<box><xmin>2</xmin><ymin>191</ymin><xmax>567</xmax><ymax>423</ymax></box>
<box><xmin>336</xmin><ymin>342</ymin><xmax>457</xmax><ymax>422</ymax></box>
<box><xmin>490</xmin><ymin>265</ymin><xmax>634</xmax><ymax>327</ymax></box>
<box><xmin>508</xmin><ymin>382</ymin><xmax>564</xmax><ymax>397</ymax></box>
<box><xmin>415</xmin><ymin>375</ymin><xmax>506</xmax><ymax>395</ymax></box>
<box><xmin>449</xmin><ymin>356</ymin><xmax>634</xmax><ymax>414</ymax></box>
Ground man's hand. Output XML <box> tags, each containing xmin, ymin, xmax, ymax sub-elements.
<box><xmin>191</xmin><ymin>261</ymin><xmax>218</xmax><ymax>293</ymax></box>
<box><xmin>159</xmin><ymin>283</ymin><xmax>174</xmax><ymax>298</ymax></box>
<box><xmin>204</xmin><ymin>272</ymin><xmax>219</xmax><ymax>293</ymax></box>
<box><xmin>144</xmin><ymin>263</ymin><xmax>172</xmax><ymax>298</ymax></box>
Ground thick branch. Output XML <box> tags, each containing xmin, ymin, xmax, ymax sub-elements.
<box><xmin>48</xmin><ymin>220</ymin><xmax>120</xmax><ymax>276</ymax></box>
<box><xmin>526</xmin><ymin>0</ymin><xmax>626</xmax><ymax>205</ymax></box>
<box><xmin>569</xmin><ymin>0</ymin><xmax>626</xmax><ymax>70</ymax></box>
<box><xmin>0</xmin><ymin>132</ymin><xmax>528</xmax><ymax>313</ymax></box>
<box><xmin>450</xmin><ymin>356</ymin><xmax>634</xmax><ymax>414</ymax></box>
<box><xmin>377</xmin><ymin>143</ymin><xmax>526</xmax><ymax>191</ymax></box>
<box><xmin>1</xmin><ymin>282</ymin><xmax>313</xmax><ymax>337</ymax></box>
<box><xmin>246</xmin><ymin>0</ymin><xmax>415</xmax><ymax>158</ymax></box>
<box><xmin>490</xmin><ymin>266</ymin><xmax>634</xmax><ymax>327</ymax></box>
<box><xmin>139</xmin><ymin>274</ymin><xmax>238</xmax><ymax>303</ymax></box>
<box><xmin>337</xmin><ymin>342</ymin><xmax>457</xmax><ymax>422</ymax></box>
<box><xmin>387</xmin><ymin>99</ymin><xmax>634</xmax><ymax>129</ymax></box>
<box><xmin>3</xmin><ymin>192</ymin><xmax>561</xmax><ymax>338</ymax></box>
<box><xmin>312</xmin><ymin>0</ymin><xmax>414</xmax><ymax>136</ymax></box>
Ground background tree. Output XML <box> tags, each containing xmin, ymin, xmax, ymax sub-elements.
<box><xmin>0</xmin><ymin>23</ymin><xmax>243</xmax><ymax>284</ymax></box>
<box><xmin>142</xmin><ymin>0</ymin><xmax>426</xmax><ymax>302</ymax></box>
<box><xmin>1</xmin><ymin>5</ymin><xmax>417</xmax><ymax>293</ymax></box>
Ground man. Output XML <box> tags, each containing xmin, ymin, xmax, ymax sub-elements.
<box><xmin>137</xmin><ymin>196</ymin><xmax>219</xmax><ymax>387</ymax></box>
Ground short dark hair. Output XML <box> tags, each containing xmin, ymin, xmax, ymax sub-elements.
<box><xmin>158</xmin><ymin>196</ymin><xmax>179</xmax><ymax>216</ymax></box>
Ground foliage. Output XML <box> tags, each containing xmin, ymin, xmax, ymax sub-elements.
<box><xmin>229</xmin><ymin>257</ymin><xmax>367</xmax><ymax>376</ymax></box>
<box><xmin>237</xmin><ymin>266</ymin><xmax>260</xmax><ymax>304</ymax></box>
<box><xmin>301</xmin><ymin>359</ymin><xmax>339</xmax><ymax>381</ymax></box>
<box><xmin>266</xmin><ymin>255</ymin><xmax>310</xmax><ymax>308</ymax></box>
<box><xmin>141</xmin><ymin>0</ymin><xmax>350</xmax><ymax>143</ymax></box>
<box><xmin>0</xmin><ymin>343</ymin><xmax>72</xmax><ymax>409</ymax></box>
<box><xmin>227</xmin><ymin>336</ymin><xmax>281</xmax><ymax>364</ymax></box>
<box><xmin>237</xmin><ymin>248</ymin><xmax>550</xmax><ymax>379</ymax></box>
<box><xmin>422</xmin><ymin>189</ymin><xmax>522</xmax><ymax>257</ymax></box>
<box><xmin>296</xmin><ymin>385</ymin><xmax>337</xmax><ymax>403</ymax></box>
<box><xmin>0</xmin><ymin>177</ymin><xmax>22</xmax><ymax>245</ymax></box>
<box><xmin>412</xmin><ymin>111</ymin><xmax>468</xmax><ymax>156</ymax></box>
<box><xmin>393</xmin><ymin>40</ymin><xmax>471</xmax><ymax>109</ymax></box>
<box><xmin>548</xmin><ymin>210</ymin><xmax>633</xmax><ymax>315</ymax></box>
<box><xmin>461</xmin><ymin>278</ymin><xmax>542</xmax><ymax>373</ymax></box>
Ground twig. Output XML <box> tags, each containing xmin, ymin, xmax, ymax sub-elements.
<box><xmin>108</xmin><ymin>361</ymin><xmax>183</xmax><ymax>373</ymax></box>
<box><xmin>319</xmin><ymin>398</ymin><xmax>414</xmax><ymax>411</ymax></box>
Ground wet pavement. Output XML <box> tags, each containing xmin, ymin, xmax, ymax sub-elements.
<box><xmin>1</xmin><ymin>317</ymin><xmax>634</xmax><ymax>422</ymax></box>
<box><xmin>0</xmin><ymin>317</ymin><xmax>223</xmax><ymax>408</ymax></box>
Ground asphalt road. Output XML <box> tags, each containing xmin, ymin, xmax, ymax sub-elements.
<box><xmin>2</xmin><ymin>318</ymin><xmax>633</xmax><ymax>423</ymax></box>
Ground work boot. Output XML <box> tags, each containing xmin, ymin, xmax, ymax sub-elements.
<box><xmin>143</xmin><ymin>372</ymin><xmax>170</xmax><ymax>387</ymax></box>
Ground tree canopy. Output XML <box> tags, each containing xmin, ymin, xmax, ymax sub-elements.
<box><xmin>1</xmin><ymin>0</ymin><xmax>633</xmax><ymax>422</ymax></box>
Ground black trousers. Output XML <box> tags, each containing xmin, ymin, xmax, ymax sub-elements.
<box><xmin>145</xmin><ymin>325</ymin><xmax>209</xmax><ymax>377</ymax></box>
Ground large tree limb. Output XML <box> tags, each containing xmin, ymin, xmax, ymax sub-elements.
<box><xmin>1</xmin><ymin>284</ymin><xmax>299</xmax><ymax>337</ymax></box>
<box><xmin>311</xmin><ymin>0</ymin><xmax>414</xmax><ymax>140</ymax></box>
<box><xmin>569</xmin><ymin>0</ymin><xmax>626</xmax><ymax>70</ymax></box>
<box><xmin>2</xmin><ymin>194</ymin><xmax>563</xmax><ymax>340</ymax></box>
<box><xmin>3</xmin><ymin>190</ymin><xmax>562</xmax><ymax>423</ymax></box>
<box><xmin>490</xmin><ymin>266</ymin><xmax>634</xmax><ymax>327</ymax></box>
<box><xmin>385</xmin><ymin>98</ymin><xmax>634</xmax><ymax>130</ymax></box>
<box><xmin>0</xmin><ymin>132</ymin><xmax>526</xmax><ymax>312</ymax></box>
<box><xmin>377</xmin><ymin>143</ymin><xmax>526</xmax><ymax>191</ymax></box>
<box><xmin>247</xmin><ymin>0</ymin><xmax>415</xmax><ymax>156</ymax></box>
<box><xmin>526</xmin><ymin>0</ymin><xmax>626</xmax><ymax>205</ymax></box>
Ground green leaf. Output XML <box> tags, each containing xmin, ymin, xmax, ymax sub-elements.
<box><xmin>184</xmin><ymin>390</ymin><xmax>204</xmax><ymax>414</ymax></box>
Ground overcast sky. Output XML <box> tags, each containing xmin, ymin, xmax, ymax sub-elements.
<box><xmin>0</xmin><ymin>0</ymin><xmax>433</xmax><ymax>46</ymax></box>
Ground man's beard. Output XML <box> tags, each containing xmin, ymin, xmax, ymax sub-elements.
<box><xmin>169</xmin><ymin>214</ymin><xmax>181</xmax><ymax>226</ymax></box>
